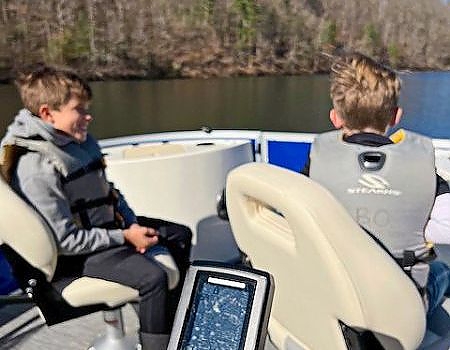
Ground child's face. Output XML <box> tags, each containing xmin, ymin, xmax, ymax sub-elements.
<box><xmin>49</xmin><ymin>97</ymin><xmax>92</xmax><ymax>142</ymax></box>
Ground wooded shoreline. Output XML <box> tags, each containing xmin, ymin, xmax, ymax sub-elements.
<box><xmin>0</xmin><ymin>61</ymin><xmax>449</xmax><ymax>85</ymax></box>
<box><xmin>0</xmin><ymin>0</ymin><xmax>448</xmax><ymax>83</ymax></box>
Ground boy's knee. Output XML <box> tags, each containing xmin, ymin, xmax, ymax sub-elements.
<box><xmin>430</xmin><ymin>261</ymin><xmax>450</xmax><ymax>276</ymax></box>
<box><xmin>140</xmin><ymin>265</ymin><xmax>168</xmax><ymax>296</ymax></box>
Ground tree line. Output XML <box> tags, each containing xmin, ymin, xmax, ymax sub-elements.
<box><xmin>0</xmin><ymin>0</ymin><xmax>449</xmax><ymax>81</ymax></box>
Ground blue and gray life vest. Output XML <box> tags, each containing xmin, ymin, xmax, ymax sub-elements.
<box><xmin>3</xmin><ymin>135</ymin><xmax>122</xmax><ymax>230</ymax></box>
<box><xmin>310</xmin><ymin>130</ymin><xmax>436</xmax><ymax>291</ymax></box>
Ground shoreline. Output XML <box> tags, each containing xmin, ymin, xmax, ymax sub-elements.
<box><xmin>0</xmin><ymin>63</ymin><xmax>449</xmax><ymax>84</ymax></box>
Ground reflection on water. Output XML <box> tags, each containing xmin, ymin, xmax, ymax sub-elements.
<box><xmin>0</xmin><ymin>84</ymin><xmax>22</xmax><ymax>136</ymax></box>
<box><xmin>0</xmin><ymin>72</ymin><xmax>449</xmax><ymax>140</ymax></box>
<box><xmin>397</xmin><ymin>72</ymin><xmax>450</xmax><ymax>139</ymax></box>
<box><xmin>87</xmin><ymin>75</ymin><xmax>333</xmax><ymax>139</ymax></box>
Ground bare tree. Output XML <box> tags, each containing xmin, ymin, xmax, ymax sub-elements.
<box><xmin>0</xmin><ymin>0</ymin><xmax>448</xmax><ymax>81</ymax></box>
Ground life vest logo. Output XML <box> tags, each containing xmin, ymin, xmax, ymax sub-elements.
<box><xmin>347</xmin><ymin>174</ymin><xmax>402</xmax><ymax>196</ymax></box>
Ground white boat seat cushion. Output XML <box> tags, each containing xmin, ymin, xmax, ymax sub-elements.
<box><xmin>226</xmin><ymin>163</ymin><xmax>426</xmax><ymax>350</ymax></box>
<box><xmin>62</xmin><ymin>246</ymin><xmax>179</xmax><ymax>308</ymax></box>
<box><xmin>62</xmin><ymin>245</ymin><xmax>180</xmax><ymax>308</ymax></box>
<box><xmin>62</xmin><ymin>277</ymin><xmax>139</xmax><ymax>308</ymax></box>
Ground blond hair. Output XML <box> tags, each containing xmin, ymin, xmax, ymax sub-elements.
<box><xmin>15</xmin><ymin>64</ymin><xmax>92</xmax><ymax>115</ymax></box>
<box><xmin>330</xmin><ymin>52</ymin><xmax>401</xmax><ymax>133</ymax></box>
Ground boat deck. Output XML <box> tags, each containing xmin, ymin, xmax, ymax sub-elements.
<box><xmin>0</xmin><ymin>304</ymin><xmax>139</xmax><ymax>349</ymax></box>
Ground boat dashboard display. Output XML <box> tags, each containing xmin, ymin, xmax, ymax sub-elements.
<box><xmin>168</xmin><ymin>262</ymin><xmax>273</xmax><ymax>350</ymax></box>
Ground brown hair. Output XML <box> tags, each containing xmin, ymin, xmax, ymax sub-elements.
<box><xmin>330</xmin><ymin>52</ymin><xmax>401</xmax><ymax>133</ymax></box>
<box><xmin>15</xmin><ymin>64</ymin><xmax>92</xmax><ymax>115</ymax></box>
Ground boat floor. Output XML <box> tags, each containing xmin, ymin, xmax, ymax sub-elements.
<box><xmin>0</xmin><ymin>304</ymin><xmax>139</xmax><ymax>349</ymax></box>
<box><xmin>2</xmin><ymin>302</ymin><xmax>450</xmax><ymax>349</ymax></box>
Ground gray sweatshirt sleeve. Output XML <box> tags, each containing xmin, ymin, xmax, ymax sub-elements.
<box><xmin>14</xmin><ymin>154</ymin><xmax>125</xmax><ymax>255</ymax></box>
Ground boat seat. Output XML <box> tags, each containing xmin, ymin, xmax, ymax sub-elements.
<box><xmin>226</xmin><ymin>163</ymin><xmax>450</xmax><ymax>350</ymax></box>
<box><xmin>0</xmin><ymin>174</ymin><xmax>178</xmax><ymax>349</ymax></box>
<box><xmin>123</xmin><ymin>143</ymin><xmax>185</xmax><ymax>159</ymax></box>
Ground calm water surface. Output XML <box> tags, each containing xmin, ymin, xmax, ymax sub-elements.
<box><xmin>1</xmin><ymin>72</ymin><xmax>449</xmax><ymax>139</ymax></box>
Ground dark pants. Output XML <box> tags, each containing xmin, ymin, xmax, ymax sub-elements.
<box><xmin>137</xmin><ymin>216</ymin><xmax>192</xmax><ymax>326</ymax></box>
<box><xmin>427</xmin><ymin>260</ymin><xmax>450</xmax><ymax>320</ymax></box>
<box><xmin>55</xmin><ymin>218</ymin><xmax>192</xmax><ymax>334</ymax></box>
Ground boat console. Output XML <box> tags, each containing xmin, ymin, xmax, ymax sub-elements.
<box><xmin>102</xmin><ymin>139</ymin><xmax>254</xmax><ymax>264</ymax></box>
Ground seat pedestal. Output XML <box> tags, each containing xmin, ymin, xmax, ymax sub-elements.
<box><xmin>87</xmin><ymin>309</ymin><xmax>138</xmax><ymax>350</ymax></box>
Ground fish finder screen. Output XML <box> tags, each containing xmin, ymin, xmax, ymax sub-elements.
<box><xmin>179</xmin><ymin>272</ymin><xmax>255</xmax><ymax>350</ymax></box>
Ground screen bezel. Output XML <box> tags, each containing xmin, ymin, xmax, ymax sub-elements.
<box><xmin>177</xmin><ymin>271</ymin><xmax>256</xmax><ymax>350</ymax></box>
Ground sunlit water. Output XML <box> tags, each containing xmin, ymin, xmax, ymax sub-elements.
<box><xmin>0</xmin><ymin>72</ymin><xmax>449</xmax><ymax>140</ymax></box>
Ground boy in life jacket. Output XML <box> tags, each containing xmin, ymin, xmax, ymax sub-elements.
<box><xmin>0</xmin><ymin>65</ymin><xmax>192</xmax><ymax>350</ymax></box>
<box><xmin>306</xmin><ymin>52</ymin><xmax>450</xmax><ymax>320</ymax></box>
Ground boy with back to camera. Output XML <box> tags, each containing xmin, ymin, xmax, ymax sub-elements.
<box><xmin>306</xmin><ymin>52</ymin><xmax>450</xmax><ymax>320</ymax></box>
<box><xmin>0</xmin><ymin>65</ymin><xmax>192</xmax><ymax>350</ymax></box>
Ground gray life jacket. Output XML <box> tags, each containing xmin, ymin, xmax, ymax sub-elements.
<box><xmin>4</xmin><ymin>134</ymin><xmax>122</xmax><ymax>230</ymax></box>
<box><xmin>310</xmin><ymin>130</ymin><xmax>436</xmax><ymax>291</ymax></box>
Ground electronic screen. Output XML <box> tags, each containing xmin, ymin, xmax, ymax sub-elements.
<box><xmin>168</xmin><ymin>262</ymin><xmax>273</xmax><ymax>350</ymax></box>
<box><xmin>179</xmin><ymin>273</ymin><xmax>255</xmax><ymax>349</ymax></box>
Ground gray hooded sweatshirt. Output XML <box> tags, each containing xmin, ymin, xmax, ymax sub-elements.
<box><xmin>1</xmin><ymin>109</ymin><xmax>136</xmax><ymax>255</ymax></box>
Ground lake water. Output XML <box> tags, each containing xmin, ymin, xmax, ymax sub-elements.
<box><xmin>0</xmin><ymin>71</ymin><xmax>449</xmax><ymax>140</ymax></box>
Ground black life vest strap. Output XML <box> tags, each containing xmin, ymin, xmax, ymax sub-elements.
<box><xmin>70</xmin><ymin>190</ymin><xmax>126</xmax><ymax>230</ymax></box>
<box><xmin>96</xmin><ymin>220</ymin><xmax>121</xmax><ymax>229</ymax></box>
<box><xmin>61</xmin><ymin>158</ymin><xmax>106</xmax><ymax>184</ymax></box>
<box><xmin>72</xmin><ymin>198</ymin><xmax>92</xmax><ymax>229</ymax></box>
<box><xmin>395</xmin><ymin>249</ymin><xmax>436</xmax><ymax>268</ymax></box>
<box><xmin>70</xmin><ymin>192</ymin><xmax>115</xmax><ymax>229</ymax></box>
<box><xmin>394</xmin><ymin>249</ymin><xmax>436</xmax><ymax>298</ymax></box>
<box><xmin>70</xmin><ymin>192</ymin><xmax>116</xmax><ymax>214</ymax></box>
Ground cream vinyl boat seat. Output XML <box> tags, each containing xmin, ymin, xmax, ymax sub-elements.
<box><xmin>226</xmin><ymin>163</ymin><xmax>450</xmax><ymax>350</ymax></box>
<box><xmin>0</xmin><ymin>174</ymin><xmax>178</xmax><ymax>350</ymax></box>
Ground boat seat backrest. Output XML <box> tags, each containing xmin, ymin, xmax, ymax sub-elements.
<box><xmin>123</xmin><ymin>143</ymin><xmax>185</xmax><ymax>159</ymax></box>
<box><xmin>0</xmin><ymin>175</ymin><xmax>57</xmax><ymax>281</ymax></box>
<box><xmin>226</xmin><ymin>163</ymin><xmax>426</xmax><ymax>350</ymax></box>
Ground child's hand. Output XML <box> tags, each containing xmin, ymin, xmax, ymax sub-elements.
<box><xmin>145</xmin><ymin>227</ymin><xmax>158</xmax><ymax>237</ymax></box>
<box><xmin>123</xmin><ymin>223</ymin><xmax>159</xmax><ymax>253</ymax></box>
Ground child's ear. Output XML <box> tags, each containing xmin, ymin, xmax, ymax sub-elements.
<box><xmin>38</xmin><ymin>104</ymin><xmax>53</xmax><ymax>123</ymax></box>
<box><xmin>389</xmin><ymin>107</ymin><xmax>403</xmax><ymax>127</ymax></box>
<box><xmin>329</xmin><ymin>109</ymin><xmax>344</xmax><ymax>129</ymax></box>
